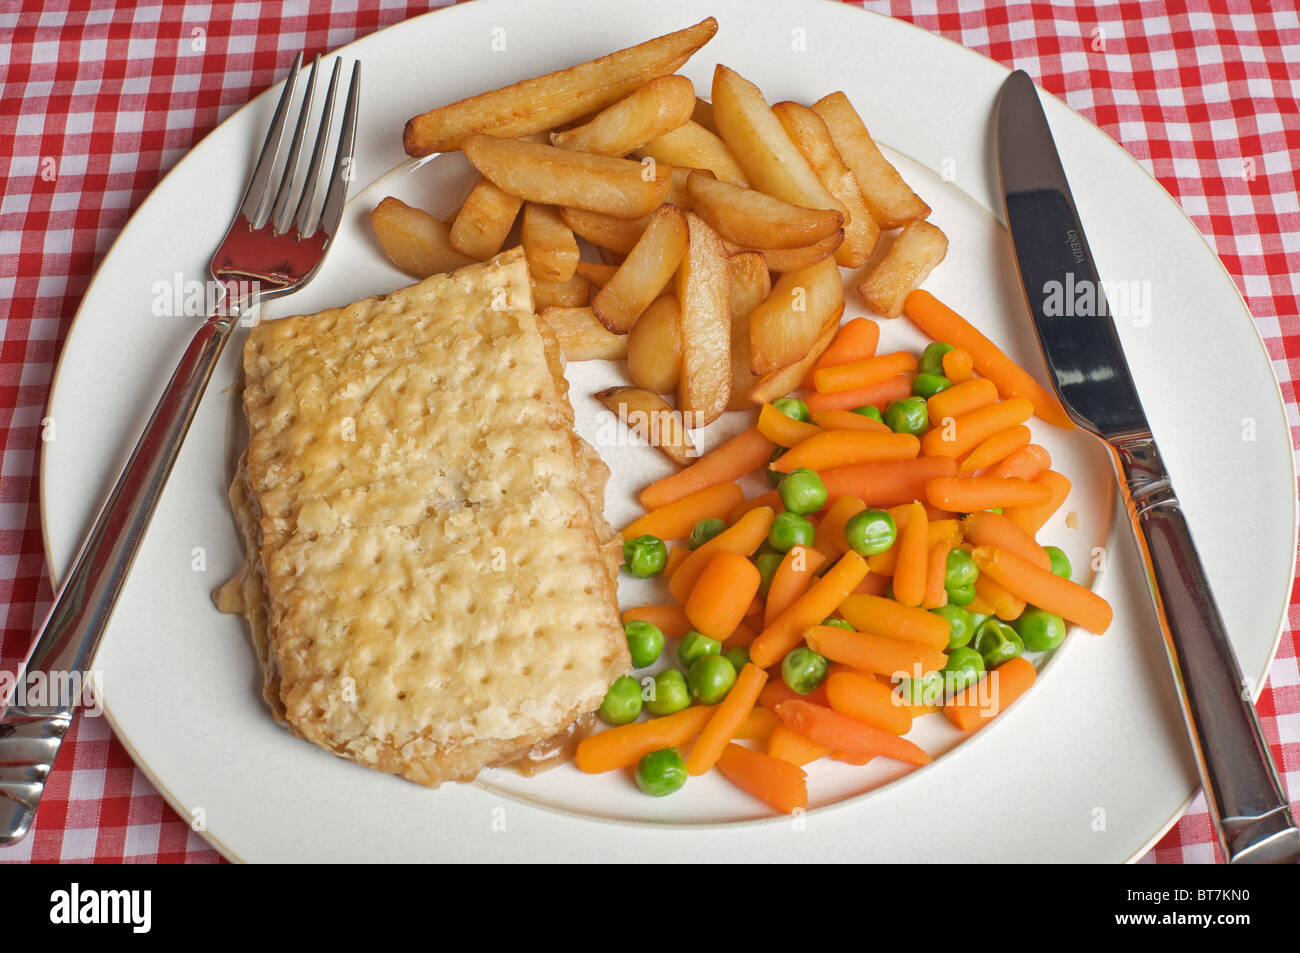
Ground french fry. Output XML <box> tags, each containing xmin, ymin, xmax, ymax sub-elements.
<box><xmin>592</xmin><ymin>204</ymin><xmax>689</xmax><ymax>333</ymax></box>
<box><xmin>750</xmin><ymin>257</ymin><xmax>845</xmax><ymax>374</ymax></box>
<box><xmin>635</xmin><ymin>120</ymin><xmax>750</xmax><ymax>188</ymax></box>
<box><xmin>521</xmin><ymin>203</ymin><xmax>579</xmax><ymax>281</ymax></box>
<box><xmin>692</xmin><ymin>96</ymin><xmax>717</xmax><ymax>133</ymax></box>
<box><xmin>659</xmin><ymin>164</ymin><xmax>695</xmax><ymax>210</ymax></box>
<box><xmin>575</xmin><ymin>260</ymin><xmax>619</xmax><ymax>288</ymax></box>
<box><xmin>676</xmin><ymin>213</ymin><xmax>731</xmax><ymax>425</ymax></box>
<box><xmin>532</xmin><ymin>274</ymin><xmax>591</xmax><ymax>309</ymax></box>
<box><xmin>560</xmin><ymin>206</ymin><xmax>649</xmax><ymax>255</ymax></box>
<box><xmin>687</xmin><ymin>171</ymin><xmax>843</xmax><ymax>250</ymax></box>
<box><xmin>711</xmin><ymin>65</ymin><xmax>844</xmax><ymax>217</ymax></box>
<box><xmin>740</xmin><ymin>230</ymin><xmax>844</xmax><ymax>272</ymax></box>
<box><xmin>747</xmin><ymin>312</ymin><xmax>841</xmax><ymax>405</ymax></box>
<box><xmin>539</xmin><ymin>305</ymin><xmax>629</xmax><ymax>360</ymax></box>
<box><xmin>463</xmin><ymin>135</ymin><xmax>670</xmax><ymax>218</ymax></box>
<box><xmin>627</xmin><ymin>293</ymin><xmax>682</xmax><ymax>394</ymax></box>
<box><xmin>403</xmin><ymin>18</ymin><xmax>719</xmax><ymax>155</ymax></box>
<box><xmin>594</xmin><ymin>386</ymin><xmax>696</xmax><ymax>466</ymax></box>
<box><xmin>859</xmin><ymin>220</ymin><xmax>949</xmax><ymax>318</ymax></box>
<box><xmin>726</xmin><ymin>251</ymin><xmax>771</xmax><ymax>411</ymax></box>
<box><xmin>772</xmin><ymin>100</ymin><xmax>880</xmax><ymax>268</ymax></box>
<box><xmin>811</xmin><ymin>91</ymin><xmax>930</xmax><ymax>229</ymax></box>
<box><xmin>551</xmin><ymin>74</ymin><xmax>696</xmax><ymax>155</ymax></box>
<box><xmin>370</xmin><ymin>196</ymin><xmax>476</xmax><ymax>278</ymax></box>
<box><xmin>450</xmin><ymin>176</ymin><xmax>523</xmax><ymax>260</ymax></box>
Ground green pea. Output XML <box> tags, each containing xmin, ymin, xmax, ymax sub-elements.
<box><xmin>623</xmin><ymin>534</ymin><xmax>667</xmax><ymax>578</ymax></box>
<box><xmin>944</xmin><ymin>548</ymin><xmax>979</xmax><ymax>590</ymax></box>
<box><xmin>768</xmin><ymin>446</ymin><xmax>788</xmax><ymax>487</ymax></box>
<box><xmin>623</xmin><ymin>620</ymin><xmax>665</xmax><ymax>668</ymax></box>
<box><xmin>598</xmin><ymin>675</ymin><xmax>643</xmax><ymax>725</ymax></box>
<box><xmin>1014</xmin><ymin>608</ymin><xmax>1068</xmax><ymax>652</ymax></box>
<box><xmin>945</xmin><ymin>583</ymin><xmax>976</xmax><ymax>607</ymax></box>
<box><xmin>635</xmin><ymin>747</ymin><xmax>688</xmax><ymax>797</ymax></box>
<box><xmin>678</xmin><ymin>631</ymin><xmax>722</xmax><ymax>668</ymax></box>
<box><xmin>689</xmin><ymin>655</ymin><xmax>737</xmax><ymax>704</ymax></box>
<box><xmin>898</xmin><ymin>671</ymin><xmax>945</xmax><ymax>706</ymax></box>
<box><xmin>912</xmin><ymin>372</ymin><xmax>952</xmax><ymax>399</ymax></box>
<box><xmin>688</xmin><ymin>517</ymin><xmax>728</xmax><ymax>550</ymax></box>
<box><xmin>781</xmin><ymin>647</ymin><xmax>829</xmax><ymax>695</ymax></box>
<box><xmin>844</xmin><ymin>509</ymin><xmax>897</xmax><ymax>556</ymax></box>
<box><xmin>755</xmin><ymin>551</ymin><xmax>785</xmax><ymax>596</ymax></box>
<box><xmin>723</xmin><ymin>646</ymin><xmax>751</xmax><ymax>673</ymax></box>
<box><xmin>778</xmin><ymin>468</ymin><xmax>828</xmax><ymax>515</ymax></box>
<box><xmin>931</xmin><ymin>604</ymin><xmax>976</xmax><ymax>650</ymax></box>
<box><xmin>1044</xmin><ymin>546</ymin><xmax>1072</xmax><ymax>579</ymax></box>
<box><xmin>919</xmin><ymin>342</ymin><xmax>955</xmax><ymax>376</ymax></box>
<box><xmin>768</xmin><ymin>511</ymin><xmax>815</xmax><ymax>552</ymax></box>
<box><xmin>820</xmin><ymin>616</ymin><xmax>855</xmax><ymax>630</ymax></box>
<box><xmin>772</xmin><ymin>397</ymin><xmax>811</xmax><ymax>422</ymax></box>
<box><xmin>646</xmin><ymin>668</ymin><xmax>690</xmax><ymax>716</ymax></box>
<box><xmin>941</xmin><ymin>646</ymin><xmax>985</xmax><ymax>695</ymax></box>
<box><xmin>851</xmin><ymin>405</ymin><xmax>884</xmax><ymax>422</ymax></box>
<box><xmin>884</xmin><ymin>396</ymin><xmax>930</xmax><ymax>436</ymax></box>
<box><xmin>972</xmin><ymin>618</ymin><xmax>1024</xmax><ymax>668</ymax></box>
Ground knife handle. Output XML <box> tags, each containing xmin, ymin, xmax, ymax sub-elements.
<box><xmin>1113</xmin><ymin>433</ymin><xmax>1300</xmax><ymax>863</ymax></box>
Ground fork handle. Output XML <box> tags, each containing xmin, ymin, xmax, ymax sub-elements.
<box><xmin>0</xmin><ymin>310</ymin><xmax>238</xmax><ymax>846</ymax></box>
<box><xmin>1113</xmin><ymin>433</ymin><xmax>1300</xmax><ymax>863</ymax></box>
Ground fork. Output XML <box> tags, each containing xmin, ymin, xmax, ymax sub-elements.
<box><xmin>0</xmin><ymin>53</ymin><xmax>360</xmax><ymax>846</ymax></box>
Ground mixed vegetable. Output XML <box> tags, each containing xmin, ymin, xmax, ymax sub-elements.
<box><xmin>580</xmin><ymin>291</ymin><xmax>1113</xmax><ymax>814</ymax></box>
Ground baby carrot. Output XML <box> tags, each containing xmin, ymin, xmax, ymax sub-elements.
<box><xmin>972</xmin><ymin>546</ymin><xmax>1113</xmax><ymax>633</ymax></box>
<box><xmin>944</xmin><ymin>656</ymin><xmax>1037</xmax><ymax>731</ymax></box>
<box><xmin>729</xmin><ymin>489</ymin><xmax>782</xmax><ymax>524</ymax></box>
<box><xmin>809</xmin><ymin>408</ymin><xmax>892</xmax><ymax>433</ymax></box>
<box><xmin>921</xmin><ymin>397</ymin><xmax>1034</xmax><ymax>459</ymax></box>
<box><xmin>818</xmin><ymin>456</ymin><xmax>957</xmax><ymax>508</ymax></box>
<box><xmin>941</xmin><ymin>347</ymin><xmax>974</xmax><ymax>383</ymax></box>
<box><xmin>724</xmin><ymin>619</ymin><xmax>759</xmax><ymax>648</ymax></box>
<box><xmin>825</xmin><ymin>669</ymin><xmax>913</xmax><ymax>734</ymax></box>
<box><xmin>926</xmin><ymin>475</ymin><xmax>1052</xmax><ymax>512</ymax></box>
<box><xmin>623</xmin><ymin>604</ymin><xmax>690</xmax><ymax>638</ymax></box>
<box><xmin>687</xmin><ymin>663</ymin><xmax>770</xmax><ymax>775</ymax></box>
<box><xmin>685</xmin><ymin>550</ymin><xmax>762</xmax><ymax>641</ymax></box>
<box><xmin>669</xmin><ymin>506</ymin><xmax>775</xmax><ymax>603</ymax></box>
<box><xmin>892</xmin><ymin>500</ymin><xmax>928</xmax><ymax>607</ymax></box>
<box><xmin>575</xmin><ymin>704</ymin><xmax>716</xmax><ymax>773</ymax></box>
<box><xmin>621</xmin><ymin>482</ymin><xmax>745</xmax><ymax>540</ymax></box>
<box><xmin>958</xmin><ymin>424</ymin><xmax>1032</xmax><ymax>473</ymax></box>
<box><xmin>961</xmin><ymin>511</ymin><xmax>1050</xmax><ymax>570</ymax></box>
<box><xmin>988</xmin><ymin>443</ymin><xmax>1052</xmax><ymax>481</ymax></box>
<box><xmin>640</xmin><ymin>427</ymin><xmax>775</xmax><ymax>510</ymax></box>
<box><xmin>1004</xmin><ymin>470</ymin><xmax>1072</xmax><ymax>535</ymax></box>
<box><xmin>764</xmin><ymin>545</ymin><xmax>828</xmax><ymax>627</ymax></box>
<box><xmin>835</xmin><ymin>594</ymin><xmax>951</xmax><ymax>651</ymax></box>
<box><xmin>926</xmin><ymin>377</ymin><xmax>998</xmax><ymax>427</ymax></box>
<box><xmin>758</xmin><ymin>402</ymin><xmax>821</xmax><ymax>447</ymax></box>
<box><xmin>804</xmin><ymin>373</ymin><xmax>913</xmax><ymax>412</ymax></box>
<box><xmin>734</xmin><ymin>705</ymin><xmax>782</xmax><ymax>743</ymax></box>
<box><xmin>767</xmin><ymin>724</ymin><xmax>833</xmax><ymax>766</ymax></box>
<box><xmin>974</xmin><ymin>573</ymin><xmax>1026</xmax><ymax>621</ymax></box>
<box><xmin>715</xmin><ymin>742</ymin><xmax>809</xmax><ymax>813</ymax></box>
<box><xmin>750</xmin><ymin>551</ymin><xmax>870</xmax><ymax>668</ymax></box>
<box><xmin>813</xmin><ymin>495</ymin><xmax>866</xmax><ymax>558</ymax></box>
<box><xmin>801</xmin><ymin>316</ymin><xmax>881</xmax><ymax>388</ymax></box>
<box><xmin>775</xmin><ymin>699</ymin><xmax>931</xmax><ymax>765</ymax></box>
<box><xmin>813</xmin><ymin>351</ymin><xmax>918</xmax><ymax>394</ymax></box>
<box><xmin>923</xmin><ymin>538</ymin><xmax>951</xmax><ymax>609</ymax></box>
<box><xmin>805</xmin><ymin>624</ymin><xmax>947</xmax><ymax>679</ymax></box>
<box><xmin>759</xmin><ymin>677</ymin><xmax>829</xmax><ymax>712</ymax></box>
<box><xmin>903</xmin><ymin>290</ymin><xmax>1074</xmax><ymax>429</ymax></box>
<box><xmin>771</xmin><ymin>430</ymin><xmax>920</xmax><ymax>473</ymax></box>
<box><xmin>664</xmin><ymin>545</ymin><xmax>690</xmax><ymax>578</ymax></box>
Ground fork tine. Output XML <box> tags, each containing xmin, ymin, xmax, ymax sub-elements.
<box><xmin>270</xmin><ymin>55</ymin><xmax>321</xmax><ymax>235</ymax></box>
<box><xmin>293</xmin><ymin>59</ymin><xmax>342</xmax><ymax>237</ymax></box>
<box><xmin>316</xmin><ymin>61</ymin><xmax>361</xmax><ymax>239</ymax></box>
<box><xmin>238</xmin><ymin>51</ymin><xmax>304</xmax><ymax>227</ymax></box>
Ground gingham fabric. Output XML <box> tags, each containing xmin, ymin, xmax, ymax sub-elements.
<box><xmin>0</xmin><ymin>0</ymin><xmax>1296</xmax><ymax>864</ymax></box>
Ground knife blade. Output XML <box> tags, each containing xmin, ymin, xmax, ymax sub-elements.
<box><xmin>995</xmin><ymin>69</ymin><xmax>1299</xmax><ymax>864</ymax></box>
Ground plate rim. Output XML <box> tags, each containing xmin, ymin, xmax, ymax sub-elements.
<box><xmin>35</xmin><ymin>0</ymin><xmax>1297</xmax><ymax>863</ymax></box>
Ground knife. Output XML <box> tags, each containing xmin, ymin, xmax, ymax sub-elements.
<box><xmin>995</xmin><ymin>69</ymin><xmax>1300</xmax><ymax>864</ymax></box>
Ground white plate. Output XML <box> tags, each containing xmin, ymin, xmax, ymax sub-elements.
<box><xmin>41</xmin><ymin>0</ymin><xmax>1294</xmax><ymax>862</ymax></box>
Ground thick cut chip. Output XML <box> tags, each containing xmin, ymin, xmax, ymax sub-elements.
<box><xmin>675</xmin><ymin>213</ymin><xmax>731</xmax><ymax>426</ymax></box>
<box><xmin>858</xmin><ymin>220</ymin><xmax>948</xmax><ymax>318</ymax></box>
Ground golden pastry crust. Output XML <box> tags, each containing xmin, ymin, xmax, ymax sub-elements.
<box><xmin>217</xmin><ymin>249</ymin><xmax>628</xmax><ymax>786</ymax></box>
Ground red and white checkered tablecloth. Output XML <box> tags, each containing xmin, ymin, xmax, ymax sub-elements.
<box><xmin>0</xmin><ymin>0</ymin><xmax>1296</xmax><ymax>864</ymax></box>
